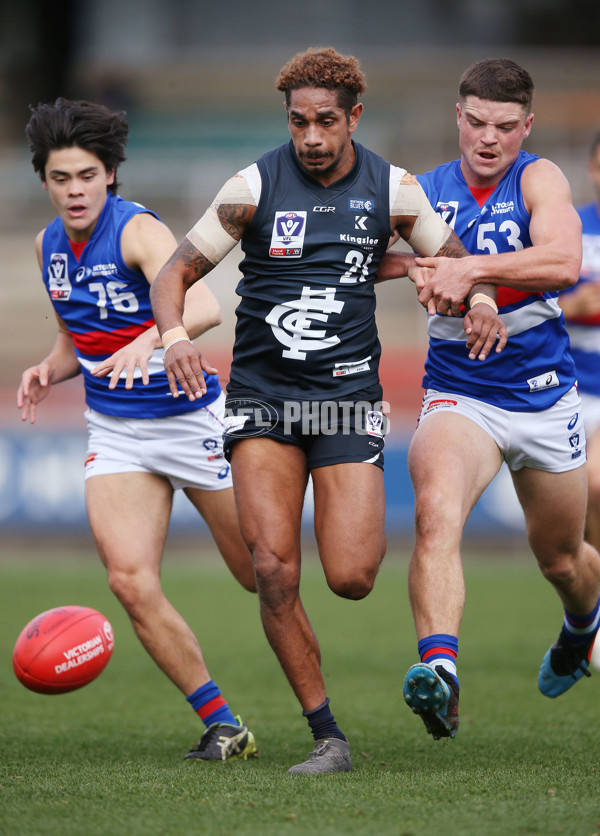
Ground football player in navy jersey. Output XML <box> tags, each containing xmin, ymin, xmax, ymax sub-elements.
<box><xmin>378</xmin><ymin>58</ymin><xmax>600</xmax><ymax>741</ymax></box>
<box><xmin>149</xmin><ymin>47</ymin><xmax>505</xmax><ymax>774</ymax></box>
<box><xmin>17</xmin><ymin>99</ymin><xmax>258</xmax><ymax>762</ymax></box>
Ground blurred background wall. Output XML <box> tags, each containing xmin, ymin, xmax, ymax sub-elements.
<box><xmin>1</xmin><ymin>0</ymin><xmax>599</xmax><ymax>538</ymax></box>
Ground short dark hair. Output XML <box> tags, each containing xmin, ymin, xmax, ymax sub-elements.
<box><xmin>458</xmin><ymin>58</ymin><xmax>534</xmax><ymax>113</ymax></box>
<box><xmin>276</xmin><ymin>46</ymin><xmax>367</xmax><ymax>116</ymax></box>
<box><xmin>26</xmin><ymin>98</ymin><xmax>129</xmax><ymax>195</ymax></box>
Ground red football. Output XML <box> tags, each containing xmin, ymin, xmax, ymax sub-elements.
<box><xmin>12</xmin><ymin>605</ymin><xmax>114</xmax><ymax>694</ymax></box>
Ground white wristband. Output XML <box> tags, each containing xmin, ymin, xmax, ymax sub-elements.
<box><xmin>164</xmin><ymin>336</ymin><xmax>192</xmax><ymax>352</ymax></box>
<box><xmin>469</xmin><ymin>293</ymin><xmax>498</xmax><ymax>314</ymax></box>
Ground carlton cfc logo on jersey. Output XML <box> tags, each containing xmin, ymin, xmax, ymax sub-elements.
<box><xmin>48</xmin><ymin>253</ymin><xmax>72</xmax><ymax>300</ymax></box>
<box><xmin>269</xmin><ymin>211</ymin><xmax>307</xmax><ymax>258</ymax></box>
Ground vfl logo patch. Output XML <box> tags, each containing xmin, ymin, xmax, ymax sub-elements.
<box><xmin>270</xmin><ymin>211</ymin><xmax>307</xmax><ymax>258</ymax></box>
<box><xmin>48</xmin><ymin>253</ymin><xmax>72</xmax><ymax>300</ymax></box>
<box><xmin>365</xmin><ymin>410</ymin><xmax>384</xmax><ymax>437</ymax></box>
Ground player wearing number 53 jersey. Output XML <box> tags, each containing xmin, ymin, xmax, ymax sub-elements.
<box><xmin>418</xmin><ymin>149</ymin><xmax>577</xmax><ymax>411</ymax></box>
<box><xmin>378</xmin><ymin>59</ymin><xmax>600</xmax><ymax>746</ymax></box>
<box><xmin>149</xmin><ymin>47</ymin><xmax>505</xmax><ymax>775</ymax></box>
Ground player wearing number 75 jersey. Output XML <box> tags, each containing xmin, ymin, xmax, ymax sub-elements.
<box><xmin>18</xmin><ymin>98</ymin><xmax>258</xmax><ymax>764</ymax></box>
<box><xmin>149</xmin><ymin>46</ymin><xmax>507</xmax><ymax>775</ymax></box>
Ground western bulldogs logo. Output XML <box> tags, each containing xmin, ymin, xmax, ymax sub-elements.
<box><xmin>435</xmin><ymin>201</ymin><xmax>459</xmax><ymax>229</ymax></box>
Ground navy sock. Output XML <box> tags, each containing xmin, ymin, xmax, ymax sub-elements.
<box><xmin>303</xmin><ymin>698</ymin><xmax>346</xmax><ymax>742</ymax></box>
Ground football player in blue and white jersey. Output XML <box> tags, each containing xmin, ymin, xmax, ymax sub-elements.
<box><xmin>17</xmin><ymin>99</ymin><xmax>258</xmax><ymax>763</ymax></box>
<box><xmin>559</xmin><ymin>132</ymin><xmax>600</xmax><ymax>669</ymax></box>
<box><xmin>379</xmin><ymin>59</ymin><xmax>600</xmax><ymax>741</ymax></box>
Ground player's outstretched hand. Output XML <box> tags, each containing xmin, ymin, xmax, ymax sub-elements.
<box><xmin>91</xmin><ymin>329</ymin><xmax>157</xmax><ymax>389</ymax></box>
<box><xmin>415</xmin><ymin>255</ymin><xmax>473</xmax><ymax>317</ymax></box>
<box><xmin>463</xmin><ymin>304</ymin><xmax>508</xmax><ymax>361</ymax></box>
<box><xmin>163</xmin><ymin>339</ymin><xmax>218</xmax><ymax>401</ymax></box>
<box><xmin>17</xmin><ymin>362</ymin><xmax>52</xmax><ymax>424</ymax></box>
<box><xmin>406</xmin><ymin>262</ymin><xmax>438</xmax><ymax>314</ymax></box>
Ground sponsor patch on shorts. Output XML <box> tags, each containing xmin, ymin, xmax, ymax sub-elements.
<box><xmin>527</xmin><ymin>370</ymin><xmax>559</xmax><ymax>392</ymax></box>
<box><xmin>333</xmin><ymin>357</ymin><xmax>371</xmax><ymax>377</ymax></box>
<box><xmin>426</xmin><ymin>398</ymin><xmax>459</xmax><ymax>411</ymax></box>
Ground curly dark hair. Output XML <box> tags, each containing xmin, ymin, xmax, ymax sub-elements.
<box><xmin>458</xmin><ymin>58</ymin><xmax>534</xmax><ymax>112</ymax></box>
<box><xmin>276</xmin><ymin>47</ymin><xmax>367</xmax><ymax>115</ymax></box>
<box><xmin>26</xmin><ymin>98</ymin><xmax>129</xmax><ymax>195</ymax></box>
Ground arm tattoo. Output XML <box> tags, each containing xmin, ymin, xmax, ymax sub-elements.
<box><xmin>217</xmin><ymin>203</ymin><xmax>252</xmax><ymax>239</ymax></box>
<box><xmin>167</xmin><ymin>239</ymin><xmax>214</xmax><ymax>282</ymax></box>
<box><xmin>436</xmin><ymin>229</ymin><xmax>469</xmax><ymax>258</ymax></box>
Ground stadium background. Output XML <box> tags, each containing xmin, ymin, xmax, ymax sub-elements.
<box><xmin>1</xmin><ymin>0</ymin><xmax>599</xmax><ymax>539</ymax></box>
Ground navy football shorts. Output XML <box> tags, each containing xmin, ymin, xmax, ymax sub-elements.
<box><xmin>223</xmin><ymin>384</ymin><xmax>387</xmax><ymax>470</ymax></box>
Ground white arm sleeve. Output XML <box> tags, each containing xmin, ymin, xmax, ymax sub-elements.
<box><xmin>186</xmin><ymin>165</ymin><xmax>261</xmax><ymax>265</ymax></box>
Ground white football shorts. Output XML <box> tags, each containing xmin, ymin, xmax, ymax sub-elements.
<box><xmin>84</xmin><ymin>391</ymin><xmax>232</xmax><ymax>490</ymax></box>
<box><xmin>418</xmin><ymin>385</ymin><xmax>586</xmax><ymax>473</ymax></box>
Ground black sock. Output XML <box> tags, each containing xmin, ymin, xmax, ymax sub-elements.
<box><xmin>303</xmin><ymin>697</ymin><xmax>347</xmax><ymax>742</ymax></box>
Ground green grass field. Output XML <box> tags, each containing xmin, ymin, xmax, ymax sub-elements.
<box><xmin>1</xmin><ymin>542</ymin><xmax>599</xmax><ymax>836</ymax></box>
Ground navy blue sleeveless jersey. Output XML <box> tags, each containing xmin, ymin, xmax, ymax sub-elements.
<box><xmin>228</xmin><ymin>141</ymin><xmax>392</xmax><ymax>399</ymax></box>
<box><xmin>418</xmin><ymin>151</ymin><xmax>577</xmax><ymax>411</ymax></box>
<box><xmin>42</xmin><ymin>193</ymin><xmax>220</xmax><ymax>417</ymax></box>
